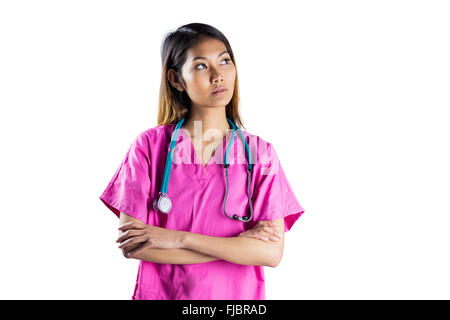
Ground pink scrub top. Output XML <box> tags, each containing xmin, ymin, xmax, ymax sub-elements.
<box><xmin>99</xmin><ymin>123</ymin><xmax>305</xmax><ymax>300</ymax></box>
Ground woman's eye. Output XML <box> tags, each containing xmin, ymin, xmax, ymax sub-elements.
<box><xmin>196</xmin><ymin>58</ymin><xmax>231</xmax><ymax>70</ymax></box>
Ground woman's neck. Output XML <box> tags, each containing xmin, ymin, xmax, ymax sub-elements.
<box><xmin>182</xmin><ymin>107</ymin><xmax>231</xmax><ymax>140</ymax></box>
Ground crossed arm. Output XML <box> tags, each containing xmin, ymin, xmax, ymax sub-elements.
<box><xmin>118</xmin><ymin>212</ymin><xmax>285</xmax><ymax>268</ymax></box>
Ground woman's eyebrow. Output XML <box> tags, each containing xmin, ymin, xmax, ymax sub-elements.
<box><xmin>192</xmin><ymin>50</ymin><xmax>229</xmax><ymax>62</ymax></box>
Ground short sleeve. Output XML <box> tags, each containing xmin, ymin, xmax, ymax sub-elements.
<box><xmin>99</xmin><ymin>132</ymin><xmax>151</xmax><ymax>223</ymax></box>
<box><xmin>250</xmin><ymin>143</ymin><xmax>305</xmax><ymax>232</ymax></box>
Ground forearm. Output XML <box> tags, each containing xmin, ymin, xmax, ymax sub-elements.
<box><xmin>180</xmin><ymin>231</ymin><xmax>276</xmax><ymax>267</ymax></box>
<box><xmin>118</xmin><ymin>219</ymin><xmax>220</xmax><ymax>264</ymax></box>
<box><xmin>129</xmin><ymin>245</ymin><xmax>220</xmax><ymax>264</ymax></box>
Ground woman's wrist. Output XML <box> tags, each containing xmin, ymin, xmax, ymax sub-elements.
<box><xmin>178</xmin><ymin>230</ymin><xmax>189</xmax><ymax>249</ymax></box>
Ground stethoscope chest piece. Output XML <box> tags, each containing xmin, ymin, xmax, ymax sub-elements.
<box><xmin>153</xmin><ymin>192</ymin><xmax>172</xmax><ymax>214</ymax></box>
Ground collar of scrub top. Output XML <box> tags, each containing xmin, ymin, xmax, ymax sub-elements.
<box><xmin>152</xmin><ymin>116</ymin><xmax>255</xmax><ymax>223</ymax></box>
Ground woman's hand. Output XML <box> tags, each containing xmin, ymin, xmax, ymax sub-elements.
<box><xmin>116</xmin><ymin>220</ymin><xmax>184</xmax><ymax>258</ymax></box>
<box><xmin>238</xmin><ymin>220</ymin><xmax>282</xmax><ymax>242</ymax></box>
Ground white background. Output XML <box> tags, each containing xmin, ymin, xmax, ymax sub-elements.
<box><xmin>1</xmin><ymin>0</ymin><xmax>449</xmax><ymax>299</ymax></box>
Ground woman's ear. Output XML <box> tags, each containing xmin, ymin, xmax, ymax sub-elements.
<box><xmin>167</xmin><ymin>69</ymin><xmax>184</xmax><ymax>92</ymax></box>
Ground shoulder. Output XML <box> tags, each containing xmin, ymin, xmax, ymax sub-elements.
<box><xmin>131</xmin><ymin>123</ymin><xmax>177</xmax><ymax>149</ymax></box>
<box><xmin>136</xmin><ymin>123</ymin><xmax>175</xmax><ymax>140</ymax></box>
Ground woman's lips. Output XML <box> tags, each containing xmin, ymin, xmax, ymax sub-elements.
<box><xmin>212</xmin><ymin>88</ymin><xmax>227</xmax><ymax>94</ymax></box>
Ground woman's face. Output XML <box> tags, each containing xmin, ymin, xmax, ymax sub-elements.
<box><xmin>172</xmin><ymin>37</ymin><xmax>236</xmax><ymax>109</ymax></box>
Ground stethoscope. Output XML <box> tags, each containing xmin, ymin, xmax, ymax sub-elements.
<box><xmin>152</xmin><ymin>117</ymin><xmax>254</xmax><ymax>222</ymax></box>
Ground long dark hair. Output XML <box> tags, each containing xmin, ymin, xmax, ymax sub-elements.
<box><xmin>156</xmin><ymin>23</ymin><xmax>245</xmax><ymax>129</ymax></box>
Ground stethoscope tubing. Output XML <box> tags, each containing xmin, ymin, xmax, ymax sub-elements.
<box><xmin>155</xmin><ymin>117</ymin><xmax>254</xmax><ymax>222</ymax></box>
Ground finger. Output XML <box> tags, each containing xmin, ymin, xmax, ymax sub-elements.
<box><xmin>270</xmin><ymin>235</ymin><xmax>281</xmax><ymax>241</ymax></box>
<box><xmin>118</xmin><ymin>220</ymin><xmax>146</xmax><ymax>229</ymax></box>
<box><xmin>260</xmin><ymin>234</ymin><xmax>280</xmax><ymax>242</ymax></box>
<box><xmin>244</xmin><ymin>234</ymin><xmax>272</xmax><ymax>242</ymax></box>
<box><xmin>117</xmin><ymin>228</ymin><xmax>146</xmax><ymax>241</ymax></box>
<box><xmin>118</xmin><ymin>221</ymin><xmax>145</xmax><ymax>231</ymax></box>
<box><xmin>118</xmin><ymin>235</ymin><xmax>149</xmax><ymax>249</ymax></box>
<box><xmin>253</xmin><ymin>234</ymin><xmax>269</xmax><ymax>241</ymax></box>
<box><xmin>271</xmin><ymin>230</ymin><xmax>282</xmax><ymax>239</ymax></box>
<box><xmin>116</xmin><ymin>229</ymin><xmax>146</xmax><ymax>243</ymax></box>
<box><xmin>126</xmin><ymin>240</ymin><xmax>151</xmax><ymax>257</ymax></box>
<box><xmin>265</xmin><ymin>230</ymin><xmax>281</xmax><ymax>241</ymax></box>
<box><xmin>118</xmin><ymin>221</ymin><xmax>134</xmax><ymax>229</ymax></box>
<box><xmin>257</xmin><ymin>231</ymin><xmax>278</xmax><ymax>242</ymax></box>
<box><xmin>263</xmin><ymin>226</ymin><xmax>280</xmax><ymax>236</ymax></box>
<box><xmin>243</xmin><ymin>230</ymin><xmax>269</xmax><ymax>240</ymax></box>
<box><xmin>118</xmin><ymin>220</ymin><xmax>142</xmax><ymax>230</ymax></box>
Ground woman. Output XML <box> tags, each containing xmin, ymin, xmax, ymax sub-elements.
<box><xmin>99</xmin><ymin>22</ymin><xmax>305</xmax><ymax>300</ymax></box>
